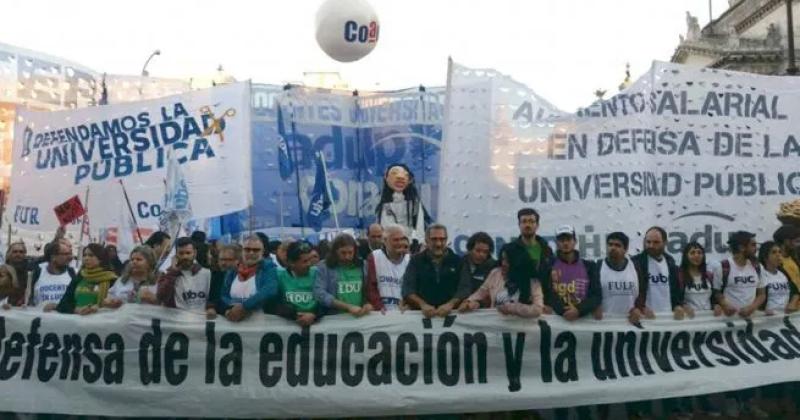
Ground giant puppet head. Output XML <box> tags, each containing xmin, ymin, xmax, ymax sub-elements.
<box><xmin>385</xmin><ymin>164</ymin><xmax>411</xmax><ymax>193</ymax></box>
<box><xmin>376</xmin><ymin>163</ymin><xmax>429</xmax><ymax>245</ymax></box>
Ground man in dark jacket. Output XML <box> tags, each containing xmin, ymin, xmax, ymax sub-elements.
<box><xmin>459</xmin><ymin>232</ymin><xmax>497</xmax><ymax>293</ymax></box>
<box><xmin>631</xmin><ymin>226</ymin><xmax>684</xmax><ymax>319</ymax></box>
<box><xmin>513</xmin><ymin>208</ymin><xmax>554</xmax><ymax>280</ymax></box>
<box><xmin>402</xmin><ymin>224</ymin><xmax>469</xmax><ymax>318</ymax></box>
<box><xmin>630</xmin><ymin>226</ymin><xmax>685</xmax><ymax>420</ymax></box>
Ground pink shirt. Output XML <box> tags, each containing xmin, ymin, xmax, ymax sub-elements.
<box><xmin>466</xmin><ymin>267</ymin><xmax>543</xmax><ymax>317</ymax></box>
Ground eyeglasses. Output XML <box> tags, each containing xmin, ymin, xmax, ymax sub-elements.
<box><xmin>243</xmin><ymin>247</ymin><xmax>263</xmax><ymax>253</ymax></box>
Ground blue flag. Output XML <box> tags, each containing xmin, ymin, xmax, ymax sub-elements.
<box><xmin>306</xmin><ymin>153</ymin><xmax>332</xmax><ymax>231</ymax></box>
<box><xmin>160</xmin><ymin>151</ymin><xmax>193</xmax><ymax>234</ymax></box>
<box><xmin>276</xmin><ymin>105</ymin><xmax>294</xmax><ymax>180</ymax></box>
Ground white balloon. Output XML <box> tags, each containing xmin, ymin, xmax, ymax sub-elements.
<box><xmin>315</xmin><ymin>0</ymin><xmax>380</xmax><ymax>63</ymax></box>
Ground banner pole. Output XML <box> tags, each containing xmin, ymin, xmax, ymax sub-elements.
<box><xmin>77</xmin><ymin>186</ymin><xmax>90</xmax><ymax>267</ymax></box>
<box><xmin>119</xmin><ymin>179</ymin><xmax>144</xmax><ymax>245</ymax></box>
<box><xmin>352</xmin><ymin>89</ymin><xmax>366</xmax><ymax>232</ymax></box>
<box><xmin>319</xmin><ymin>151</ymin><xmax>340</xmax><ymax>230</ymax></box>
<box><xmin>285</xmin><ymin>85</ymin><xmax>306</xmax><ymax>237</ymax></box>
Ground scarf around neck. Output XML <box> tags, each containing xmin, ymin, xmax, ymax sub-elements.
<box><xmin>237</xmin><ymin>262</ymin><xmax>258</xmax><ymax>281</ymax></box>
<box><xmin>80</xmin><ymin>266</ymin><xmax>117</xmax><ymax>283</ymax></box>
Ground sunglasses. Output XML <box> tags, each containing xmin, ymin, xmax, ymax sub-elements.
<box><xmin>243</xmin><ymin>247</ymin><xmax>263</xmax><ymax>253</ymax></box>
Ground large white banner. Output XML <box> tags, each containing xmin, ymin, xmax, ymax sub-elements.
<box><xmin>440</xmin><ymin>60</ymin><xmax>800</xmax><ymax>259</ymax></box>
<box><xmin>0</xmin><ymin>305</ymin><xmax>799</xmax><ymax>417</ymax></box>
<box><xmin>8</xmin><ymin>82</ymin><xmax>252</xmax><ymax>232</ymax></box>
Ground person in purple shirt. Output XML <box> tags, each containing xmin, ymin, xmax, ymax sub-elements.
<box><xmin>541</xmin><ymin>224</ymin><xmax>600</xmax><ymax>420</ymax></box>
<box><xmin>542</xmin><ymin>225</ymin><xmax>601</xmax><ymax>320</ymax></box>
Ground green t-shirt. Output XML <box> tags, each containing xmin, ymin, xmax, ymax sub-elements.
<box><xmin>526</xmin><ymin>241</ymin><xmax>542</xmax><ymax>268</ymax></box>
<box><xmin>336</xmin><ymin>265</ymin><xmax>363</xmax><ymax>307</ymax></box>
<box><xmin>74</xmin><ymin>278</ymin><xmax>99</xmax><ymax>308</ymax></box>
<box><xmin>278</xmin><ymin>267</ymin><xmax>317</xmax><ymax>313</ymax></box>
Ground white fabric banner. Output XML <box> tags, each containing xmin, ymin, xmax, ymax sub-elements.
<box><xmin>0</xmin><ymin>305</ymin><xmax>799</xmax><ymax>417</ymax></box>
<box><xmin>8</xmin><ymin>82</ymin><xmax>252</xmax><ymax>232</ymax></box>
<box><xmin>440</xmin><ymin>60</ymin><xmax>800</xmax><ymax>259</ymax></box>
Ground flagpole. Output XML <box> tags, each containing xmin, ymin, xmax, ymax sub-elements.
<box><xmin>279</xmin><ymin>190</ymin><xmax>285</xmax><ymax>237</ymax></box>
<box><xmin>318</xmin><ymin>151</ymin><xmax>340</xmax><ymax>230</ymax></box>
<box><xmin>77</xmin><ymin>186</ymin><xmax>90</xmax><ymax>267</ymax></box>
<box><xmin>119</xmin><ymin>179</ymin><xmax>144</xmax><ymax>245</ymax></box>
<box><xmin>352</xmin><ymin>89</ymin><xmax>365</xmax><ymax>231</ymax></box>
<box><xmin>285</xmin><ymin>85</ymin><xmax>306</xmax><ymax>237</ymax></box>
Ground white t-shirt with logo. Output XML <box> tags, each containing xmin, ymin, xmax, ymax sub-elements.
<box><xmin>174</xmin><ymin>268</ymin><xmax>211</xmax><ymax>311</ymax></box>
<box><xmin>32</xmin><ymin>262</ymin><xmax>72</xmax><ymax>308</ymax></box>
<box><xmin>646</xmin><ymin>256</ymin><xmax>672</xmax><ymax>313</ymax></box>
<box><xmin>108</xmin><ymin>279</ymin><xmax>136</xmax><ymax>302</ymax></box>
<box><xmin>599</xmin><ymin>257</ymin><xmax>639</xmax><ymax>316</ymax></box>
<box><xmin>683</xmin><ymin>273</ymin><xmax>713</xmax><ymax>311</ymax></box>
<box><xmin>762</xmin><ymin>266</ymin><xmax>791</xmax><ymax>312</ymax></box>
<box><xmin>372</xmin><ymin>250</ymin><xmax>410</xmax><ymax>311</ymax></box>
<box><xmin>711</xmin><ymin>259</ymin><xmax>763</xmax><ymax>309</ymax></box>
<box><xmin>230</xmin><ymin>275</ymin><xmax>257</xmax><ymax>300</ymax></box>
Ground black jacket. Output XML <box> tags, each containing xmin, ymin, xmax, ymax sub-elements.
<box><xmin>540</xmin><ymin>252</ymin><xmax>601</xmax><ymax>317</ymax></box>
<box><xmin>458</xmin><ymin>255</ymin><xmax>497</xmax><ymax>294</ymax></box>
<box><xmin>402</xmin><ymin>248</ymin><xmax>468</xmax><ymax>307</ymax></box>
<box><xmin>513</xmin><ymin>235</ymin><xmax>555</xmax><ymax>280</ymax></box>
<box><xmin>631</xmin><ymin>252</ymin><xmax>683</xmax><ymax>310</ymax></box>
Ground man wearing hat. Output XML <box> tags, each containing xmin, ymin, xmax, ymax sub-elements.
<box><xmin>543</xmin><ymin>225</ymin><xmax>599</xmax><ymax>420</ymax></box>
<box><xmin>542</xmin><ymin>225</ymin><xmax>601</xmax><ymax>321</ymax></box>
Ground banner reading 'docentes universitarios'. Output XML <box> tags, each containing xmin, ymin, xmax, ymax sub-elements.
<box><xmin>0</xmin><ymin>306</ymin><xmax>799</xmax><ymax>417</ymax></box>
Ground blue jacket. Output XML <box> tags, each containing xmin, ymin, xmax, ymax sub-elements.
<box><xmin>221</xmin><ymin>259</ymin><xmax>279</xmax><ymax>312</ymax></box>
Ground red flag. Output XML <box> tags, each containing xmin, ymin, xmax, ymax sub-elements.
<box><xmin>53</xmin><ymin>195</ymin><xmax>86</xmax><ymax>227</ymax></box>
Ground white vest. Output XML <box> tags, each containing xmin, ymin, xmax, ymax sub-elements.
<box><xmin>599</xmin><ymin>257</ymin><xmax>639</xmax><ymax>316</ymax></box>
<box><xmin>372</xmin><ymin>249</ymin><xmax>409</xmax><ymax>311</ymax></box>
<box><xmin>32</xmin><ymin>262</ymin><xmax>72</xmax><ymax>308</ymax></box>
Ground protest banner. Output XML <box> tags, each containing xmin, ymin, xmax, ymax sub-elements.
<box><xmin>248</xmin><ymin>84</ymin><xmax>444</xmax><ymax>234</ymax></box>
<box><xmin>439</xmin><ymin>60</ymin><xmax>800</xmax><ymax>259</ymax></box>
<box><xmin>8</xmin><ymin>82</ymin><xmax>252</xmax><ymax>232</ymax></box>
<box><xmin>0</xmin><ymin>305</ymin><xmax>798</xmax><ymax>417</ymax></box>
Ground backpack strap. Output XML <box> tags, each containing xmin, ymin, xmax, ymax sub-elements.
<box><xmin>751</xmin><ymin>259</ymin><xmax>761</xmax><ymax>277</ymax></box>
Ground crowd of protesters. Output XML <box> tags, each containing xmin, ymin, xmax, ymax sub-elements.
<box><xmin>0</xmin><ymin>208</ymin><xmax>799</xmax><ymax>420</ymax></box>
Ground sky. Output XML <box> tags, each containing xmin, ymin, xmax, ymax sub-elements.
<box><xmin>0</xmin><ymin>0</ymin><xmax>732</xmax><ymax>111</ymax></box>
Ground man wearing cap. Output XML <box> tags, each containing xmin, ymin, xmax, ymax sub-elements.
<box><xmin>544</xmin><ymin>225</ymin><xmax>599</xmax><ymax>420</ymax></box>
<box><xmin>542</xmin><ymin>225</ymin><xmax>600</xmax><ymax>321</ymax></box>
<box><xmin>631</xmin><ymin>226</ymin><xmax>684</xmax><ymax>319</ymax></box>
